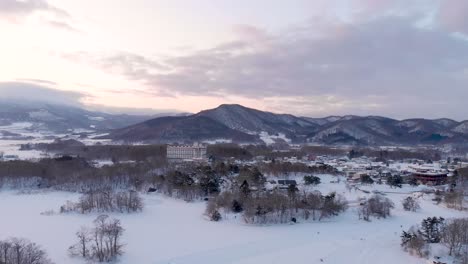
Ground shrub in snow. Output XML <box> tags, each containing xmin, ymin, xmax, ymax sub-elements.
<box><xmin>205</xmin><ymin>201</ymin><xmax>222</xmax><ymax>221</ymax></box>
<box><xmin>0</xmin><ymin>238</ymin><xmax>54</xmax><ymax>264</ymax></box>
<box><xmin>401</xmin><ymin>227</ymin><xmax>429</xmax><ymax>258</ymax></box>
<box><xmin>407</xmin><ymin>176</ymin><xmax>418</xmax><ymax>186</ymax></box>
<box><xmin>359</xmin><ymin>175</ymin><xmax>374</xmax><ymax>184</ymax></box>
<box><xmin>386</xmin><ymin>175</ymin><xmax>403</xmax><ymax>188</ymax></box>
<box><xmin>232</xmin><ymin>199</ymin><xmax>243</xmax><ymax>213</ymax></box>
<box><xmin>303</xmin><ymin>175</ymin><xmax>321</xmax><ymax>185</ymax></box>
<box><xmin>444</xmin><ymin>191</ymin><xmax>464</xmax><ymax>211</ymax></box>
<box><xmin>40</xmin><ymin>210</ymin><xmax>56</xmax><ymax>216</ymax></box>
<box><xmin>210</xmin><ymin>210</ymin><xmax>222</xmax><ymax>221</ymax></box>
<box><xmin>402</xmin><ymin>196</ymin><xmax>420</xmax><ymax>212</ymax></box>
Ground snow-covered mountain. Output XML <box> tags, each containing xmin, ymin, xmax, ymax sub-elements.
<box><xmin>452</xmin><ymin>121</ymin><xmax>468</xmax><ymax>134</ymax></box>
<box><xmin>107</xmin><ymin>115</ymin><xmax>259</xmax><ymax>143</ymax></box>
<box><xmin>197</xmin><ymin>104</ymin><xmax>318</xmax><ymax>140</ymax></box>
<box><xmin>108</xmin><ymin>104</ymin><xmax>468</xmax><ymax>146</ymax></box>
<box><xmin>0</xmin><ymin>100</ymin><xmax>152</xmax><ymax>136</ymax></box>
<box><xmin>4</xmin><ymin>100</ymin><xmax>464</xmax><ymax>146</ymax></box>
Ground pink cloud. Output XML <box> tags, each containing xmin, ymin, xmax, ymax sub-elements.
<box><xmin>438</xmin><ymin>0</ymin><xmax>468</xmax><ymax>35</ymax></box>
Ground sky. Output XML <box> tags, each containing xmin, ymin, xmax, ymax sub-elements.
<box><xmin>1</xmin><ymin>0</ymin><xmax>468</xmax><ymax>120</ymax></box>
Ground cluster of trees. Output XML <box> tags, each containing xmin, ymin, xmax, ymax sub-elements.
<box><xmin>444</xmin><ymin>191</ymin><xmax>465</xmax><ymax>211</ymax></box>
<box><xmin>0</xmin><ymin>155</ymin><xmax>251</xmax><ymax>202</ymax></box>
<box><xmin>150</xmin><ymin>165</ymin><xmax>225</xmax><ymax>201</ymax></box>
<box><xmin>301</xmin><ymin>146</ymin><xmax>347</xmax><ymax>157</ymax></box>
<box><xmin>237</xmin><ymin>167</ymin><xmax>266</xmax><ymax>187</ymax></box>
<box><xmin>358</xmin><ymin>194</ymin><xmax>394</xmax><ymax>221</ymax></box>
<box><xmin>0</xmin><ymin>238</ymin><xmax>53</xmax><ymax>264</ymax></box>
<box><xmin>347</xmin><ymin>148</ymin><xmax>443</xmax><ymax>162</ymax></box>
<box><xmin>259</xmin><ymin>162</ymin><xmax>338</xmax><ymax>177</ymax></box>
<box><xmin>442</xmin><ymin>167</ymin><xmax>468</xmax><ymax>212</ymax></box>
<box><xmin>401</xmin><ymin>217</ymin><xmax>468</xmax><ymax>262</ymax></box>
<box><xmin>69</xmin><ymin>215</ymin><xmax>125</xmax><ymax>262</ymax></box>
<box><xmin>207</xmin><ymin>144</ymin><xmax>321</xmax><ymax>161</ymax></box>
<box><xmin>60</xmin><ymin>190</ymin><xmax>143</xmax><ymax>214</ymax></box>
<box><xmin>207</xmin><ymin>144</ymin><xmax>253</xmax><ymax>160</ymax></box>
<box><xmin>209</xmin><ymin>144</ymin><xmax>442</xmax><ymax>162</ymax></box>
<box><xmin>24</xmin><ymin>140</ymin><xmax>167</xmax><ymax>163</ymax></box>
<box><xmin>0</xmin><ymin>157</ymin><xmax>160</xmax><ymax>192</ymax></box>
<box><xmin>207</xmin><ymin>186</ymin><xmax>348</xmax><ymax>224</ymax></box>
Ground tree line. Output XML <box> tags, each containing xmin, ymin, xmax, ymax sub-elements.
<box><xmin>206</xmin><ymin>180</ymin><xmax>348</xmax><ymax>224</ymax></box>
<box><xmin>60</xmin><ymin>189</ymin><xmax>143</xmax><ymax>214</ymax></box>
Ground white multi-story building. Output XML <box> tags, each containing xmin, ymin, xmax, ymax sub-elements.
<box><xmin>166</xmin><ymin>143</ymin><xmax>207</xmax><ymax>161</ymax></box>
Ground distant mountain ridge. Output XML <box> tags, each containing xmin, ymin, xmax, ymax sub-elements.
<box><xmin>108</xmin><ymin>104</ymin><xmax>468</xmax><ymax>146</ymax></box>
<box><xmin>0</xmin><ymin>100</ymin><xmax>154</xmax><ymax>134</ymax></box>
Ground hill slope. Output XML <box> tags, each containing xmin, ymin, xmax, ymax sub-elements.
<box><xmin>109</xmin><ymin>115</ymin><xmax>259</xmax><ymax>143</ymax></box>
<box><xmin>107</xmin><ymin>104</ymin><xmax>468</xmax><ymax>146</ymax></box>
<box><xmin>0</xmin><ymin>100</ymin><xmax>151</xmax><ymax>135</ymax></box>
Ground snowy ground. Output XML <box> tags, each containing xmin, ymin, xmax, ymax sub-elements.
<box><xmin>0</xmin><ymin>139</ymin><xmax>49</xmax><ymax>159</ymax></box>
<box><xmin>0</xmin><ymin>124</ymin><xmax>111</xmax><ymax>160</ymax></box>
<box><xmin>259</xmin><ymin>131</ymin><xmax>291</xmax><ymax>145</ymax></box>
<box><xmin>0</xmin><ymin>177</ymin><xmax>466</xmax><ymax>264</ymax></box>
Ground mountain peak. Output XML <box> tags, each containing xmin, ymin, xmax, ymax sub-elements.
<box><xmin>106</xmin><ymin>104</ymin><xmax>468</xmax><ymax>146</ymax></box>
<box><xmin>212</xmin><ymin>104</ymin><xmax>254</xmax><ymax>112</ymax></box>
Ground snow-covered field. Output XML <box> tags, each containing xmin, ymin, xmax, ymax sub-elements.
<box><xmin>0</xmin><ymin>177</ymin><xmax>466</xmax><ymax>264</ymax></box>
<box><xmin>0</xmin><ymin>140</ymin><xmax>49</xmax><ymax>159</ymax></box>
<box><xmin>259</xmin><ymin>131</ymin><xmax>291</xmax><ymax>145</ymax></box>
<box><xmin>0</xmin><ymin>123</ymin><xmax>112</xmax><ymax>160</ymax></box>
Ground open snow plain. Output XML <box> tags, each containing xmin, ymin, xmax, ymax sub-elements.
<box><xmin>0</xmin><ymin>175</ymin><xmax>466</xmax><ymax>264</ymax></box>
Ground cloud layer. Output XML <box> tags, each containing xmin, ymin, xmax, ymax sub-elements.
<box><xmin>65</xmin><ymin>9</ymin><xmax>468</xmax><ymax>119</ymax></box>
<box><xmin>0</xmin><ymin>81</ymin><xmax>86</xmax><ymax>107</ymax></box>
<box><xmin>0</xmin><ymin>0</ymin><xmax>78</xmax><ymax>32</ymax></box>
<box><xmin>4</xmin><ymin>0</ymin><xmax>468</xmax><ymax>119</ymax></box>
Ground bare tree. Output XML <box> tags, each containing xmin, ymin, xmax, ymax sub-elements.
<box><xmin>0</xmin><ymin>238</ymin><xmax>53</xmax><ymax>264</ymax></box>
<box><xmin>444</xmin><ymin>191</ymin><xmax>464</xmax><ymax>211</ymax></box>
<box><xmin>441</xmin><ymin>218</ymin><xmax>468</xmax><ymax>256</ymax></box>
<box><xmin>69</xmin><ymin>226</ymin><xmax>91</xmax><ymax>258</ymax></box>
<box><xmin>70</xmin><ymin>215</ymin><xmax>125</xmax><ymax>262</ymax></box>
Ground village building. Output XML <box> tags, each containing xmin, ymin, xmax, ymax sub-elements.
<box><xmin>412</xmin><ymin>171</ymin><xmax>448</xmax><ymax>185</ymax></box>
<box><xmin>166</xmin><ymin>143</ymin><xmax>207</xmax><ymax>161</ymax></box>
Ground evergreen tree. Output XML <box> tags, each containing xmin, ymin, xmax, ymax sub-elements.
<box><xmin>240</xmin><ymin>180</ymin><xmax>251</xmax><ymax>198</ymax></box>
<box><xmin>360</xmin><ymin>175</ymin><xmax>374</xmax><ymax>184</ymax></box>
<box><xmin>401</xmin><ymin>230</ymin><xmax>415</xmax><ymax>246</ymax></box>
<box><xmin>387</xmin><ymin>175</ymin><xmax>403</xmax><ymax>188</ymax></box>
<box><xmin>420</xmin><ymin>217</ymin><xmax>445</xmax><ymax>243</ymax></box>
<box><xmin>304</xmin><ymin>175</ymin><xmax>321</xmax><ymax>185</ymax></box>
<box><xmin>287</xmin><ymin>184</ymin><xmax>299</xmax><ymax>198</ymax></box>
<box><xmin>232</xmin><ymin>199</ymin><xmax>243</xmax><ymax>213</ymax></box>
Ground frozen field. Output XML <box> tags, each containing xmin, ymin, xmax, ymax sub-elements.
<box><xmin>0</xmin><ymin>178</ymin><xmax>466</xmax><ymax>264</ymax></box>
